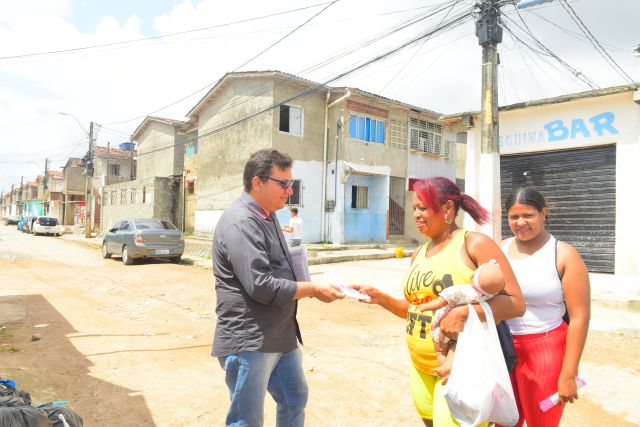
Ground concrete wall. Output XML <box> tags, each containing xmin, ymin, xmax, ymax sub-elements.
<box><xmin>272</xmin><ymin>82</ymin><xmax>326</xmax><ymax>161</ymax></box>
<box><xmin>274</xmin><ymin>159</ymin><xmax>323</xmax><ymax>243</ymax></box>
<box><xmin>136</xmin><ymin>122</ymin><xmax>183</xmax><ymax>179</ymax></box>
<box><xmin>101</xmin><ymin>176</ymin><xmax>181</xmax><ymax>233</ymax></box>
<box><xmin>195</xmin><ymin>77</ymin><xmax>275</xmax><ymax>235</ymax></box>
<box><xmin>343</xmin><ymin>173</ymin><xmax>388</xmax><ymax>242</ymax></box>
<box><xmin>94</xmin><ymin>156</ymin><xmax>135</xmax><ymax>181</ymax></box>
<box><xmin>63</xmin><ymin>166</ymin><xmax>85</xmax><ymax>194</ymax></box>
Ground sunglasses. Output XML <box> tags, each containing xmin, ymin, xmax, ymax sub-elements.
<box><xmin>261</xmin><ymin>176</ymin><xmax>294</xmax><ymax>190</ymax></box>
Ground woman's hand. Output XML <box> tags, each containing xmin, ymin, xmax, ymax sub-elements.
<box><xmin>438</xmin><ymin>305</ymin><xmax>469</xmax><ymax>343</ymax></box>
<box><xmin>349</xmin><ymin>284</ymin><xmax>380</xmax><ymax>304</ymax></box>
<box><xmin>349</xmin><ymin>284</ymin><xmax>410</xmax><ymax>319</ymax></box>
<box><xmin>557</xmin><ymin>374</ymin><xmax>579</xmax><ymax>406</ymax></box>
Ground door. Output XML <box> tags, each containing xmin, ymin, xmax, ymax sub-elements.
<box><xmin>500</xmin><ymin>145</ymin><xmax>615</xmax><ymax>273</ymax></box>
<box><xmin>107</xmin><ymin>221</ymin><xmax>121</xmax><ymax>253</ymax></box>
<box><xmin>389</xmin><ymin>176</ymin><xmax>405</xmax><ymax>235</ymax></box>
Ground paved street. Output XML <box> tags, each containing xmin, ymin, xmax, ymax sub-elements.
<box><xmin>1</xmin><ymin>224</ymin><xmax>638</xmax><ymax>426</ymax></box>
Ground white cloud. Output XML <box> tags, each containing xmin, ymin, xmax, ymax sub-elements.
<box><xmin>0</xmin><ymin>0</ymin><xmax>638</xmax><ymax>192</ymax></box>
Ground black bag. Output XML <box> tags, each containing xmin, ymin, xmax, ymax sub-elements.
<box><xmin>497</xmin><ymin>321</ymin><xmax>518</xmax><ymax>373</ymax></box>
<box><xmin>0</xmin><ymin>396</ymin><xmax>51</xmax><ymax>427</ymax></box>
<box><xmin>37</xmin><ymin>403</ymin><xmax>84</xmax><ymax>427</ymax></box>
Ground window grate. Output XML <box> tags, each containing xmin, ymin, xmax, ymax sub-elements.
<box><xmin>388</xmin><ymin>120</ymin><xmax>407</xmax><ymax>149</ymax></box>
<box><xmin>409</xmin><ymin>117</ymin><xmax>444</xmax><ymax>155</ymax></box>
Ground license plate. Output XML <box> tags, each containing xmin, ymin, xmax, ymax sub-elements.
<box><xmin>155</xmin><ymin>249</ymin><xmax>170</xmax><ymax>255</ymax></box>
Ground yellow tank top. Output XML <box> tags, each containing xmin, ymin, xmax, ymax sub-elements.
<box><xmin>403</xmin><ymin>230</ymin><xmax>474</xmax><ymax>375</ymax></box>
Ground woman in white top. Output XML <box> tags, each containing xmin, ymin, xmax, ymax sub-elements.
<box><xmin>499</xmin><ymin>187</ymin><xmax>590</xmax><ymax>427</ymax></box>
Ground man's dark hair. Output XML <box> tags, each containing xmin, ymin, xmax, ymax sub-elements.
<box><xmin>290</xmin><ymin>207</ymin><xmax>298</xmax><ymax>214</ymax></box>
<box><xmin>243</xmin><ymin>149</ymin><xmax>293</xmax><ymax>192</ymax></box>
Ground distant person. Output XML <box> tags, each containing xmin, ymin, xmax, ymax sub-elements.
<box><xmin>212</xmin><ymin>149</ymin><xmax>345</xmax><ymax>427</ymax></box>
<box><xmin>282</xmin><ymin>207</ymin><xmax>303</xmax><ymax>247</ymax></box>
<box><xmin>498</xmin><ymin>188</ymin><xmax>590</xmax><ymax>427</ymax></box>
<box><xmin>351</xmin><ymin>177</ymin><xmax>524</xmax><ymax>426</ymax></box>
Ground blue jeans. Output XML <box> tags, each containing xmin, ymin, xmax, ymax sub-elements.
<box><xmin>218</xmin><ymin>348</ymin><xmax>308</xmax><ymax>427</ymax></box>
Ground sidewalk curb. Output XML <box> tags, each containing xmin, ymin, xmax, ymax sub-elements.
<box><xmin>59</xmin><ymin>234</ymin><xmax>640</xmax><ymax>313</ymax></box>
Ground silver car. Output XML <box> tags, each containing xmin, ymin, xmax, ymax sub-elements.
<box><xmin>102</xmin><ymin>218</ymin><xmax>185</xmax><ymax>265</ymax></box>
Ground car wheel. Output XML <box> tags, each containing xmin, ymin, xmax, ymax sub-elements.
<box><xmin>122</xmin><ymin>246</ymin><xmax>134</xmax><ymax>265</ymax></box>
<box><xmin>102</xmin><ymin>242</ymin><xmax>111</xmax><ymax>259</ymax></box>
<box><xmin>170</xmin><ymin>255</ymin><xmax>182</xmax><ymax>264</ymax></box>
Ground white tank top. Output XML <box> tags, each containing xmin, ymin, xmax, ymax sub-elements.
<box><xmin>502</xmin><ymin>235</ymin><xmax>565</xmax><ymax>335</ymax></box>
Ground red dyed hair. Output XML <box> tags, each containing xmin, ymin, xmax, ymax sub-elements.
<box><xmin>413</xmin><ymin>177</ymin><xmax>491</xmax><ymax>225</ymax></box>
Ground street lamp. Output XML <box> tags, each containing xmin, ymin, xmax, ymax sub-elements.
<box><xmin>59</xmin><ymin>112</ymin><xmax>90</xmax><ymax>137</ymax></box>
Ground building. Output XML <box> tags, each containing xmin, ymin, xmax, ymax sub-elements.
<box><xmin>133</xmin><ymin>116</ymin><xmax>188</xmax><ymax>179</ymax></box>
<box><xmin>443</xmin><ymin>83</ymin><xmax>640</xmax><ymax>275</ymax></box>
<box><xmin>62</xmin><ymin>157</ymin><xmax>87</xmax><ymax>226</ymax></box>
<box><xmin>182</xmin><ymin>123</ymin><xmax>199</xmax><ymax>234</ymax></box>
<box><xmin>100</xmin><ymin>119</ymin><xmax>188</xmax><ymax>233</ymax></box>
<box><xmin>90</xmin><ymin>144</ymin><xmax>137</xmax><ymax>230</ymax></box>
<box><xmin>1</xmin><ymin>186</ymin><xmax>22</xmax><ymax>218</ymax></box>
<box><xmin>44</xmin><ymin>170</ymin><xmax>64</xmax><ymax>220</ymax></box>
<box><xmin>23</xmin><ymin>181</ymin><xmax>43</xmax><ymax>217</ymax></box>
<box><xmin>186</xmin><ymin>70</ymin><xmax>455</xmax><ymax>244</ymax></box>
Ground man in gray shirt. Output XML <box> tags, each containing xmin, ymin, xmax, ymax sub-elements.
<box><xmin>213</xmin><ymin>149</ymin><xmax>344</xmax><ymax>427</ymax></box>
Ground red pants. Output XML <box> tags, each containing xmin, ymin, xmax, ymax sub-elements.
<box><xmin>499</xmin><ymin>322</ymin><xmax>568</xmax><ymax>427</ymax></box>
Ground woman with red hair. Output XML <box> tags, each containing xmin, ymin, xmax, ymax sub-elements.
<box><xmin>353</xmin><ymin>177</ymin><xmax>525</xmax><ymax>426</ymax></box>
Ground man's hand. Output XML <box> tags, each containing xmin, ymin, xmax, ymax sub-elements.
<box><xmin>313</xmin><ymin>283</ymin><xmax>345</xmax><ymax>303</ymax></box>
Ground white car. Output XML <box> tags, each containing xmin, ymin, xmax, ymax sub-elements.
<box><xmin>32</xmin><ymin>216</ymin><xmax>64</xmax><ymax>236</ymax></box>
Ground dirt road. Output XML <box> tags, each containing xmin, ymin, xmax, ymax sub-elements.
<box><xmin>1</xmin><ymin>225</ymin><xmax>638</xmax><ymax>426</ymax></box>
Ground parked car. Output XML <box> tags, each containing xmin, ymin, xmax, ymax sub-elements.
<box><xmin>31</xmin><ymin>216</ymin><xmax>64</xmax><ymax>236</ymax></box>
<box><xmin>3</xmin><ymin>215</ymin><xmax>20</xmax><ymax>225</ymax></box>
<box><xmin>102</xmin><ymin>218</ymin><xmax>185</xmax><ymax>265</ymax></box>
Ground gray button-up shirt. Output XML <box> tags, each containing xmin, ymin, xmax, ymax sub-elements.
<box><xmin>212</xmin><ymin>191</ymin><xmax>300</xmax><ymax>357</ymax></box>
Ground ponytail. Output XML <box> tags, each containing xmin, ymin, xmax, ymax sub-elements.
<box><xmin>414</xmin><ymin>177</ymin><xmax>491</xmax><ymax>226</ymax></box>
<box><xmin>459</xmin><ymin>193</ymin><xmax>491</xmax><ymax>225</ymax></box>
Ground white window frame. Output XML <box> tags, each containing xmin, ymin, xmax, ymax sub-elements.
<box><xmin>351</xmin><ymin>185</ymin><xmax>368</xmax><ymax>209</ymax></box>
<box><xmin>279</xmin><ymin>105</ymin><xmax>304</xmax><ymax>136</ymax></box>
<box><xmin>286</xmin><ymin>180</ymin><xmax>303</xmax><ymax>206</ymax></box>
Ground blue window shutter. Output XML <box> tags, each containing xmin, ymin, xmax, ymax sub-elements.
<box><xmin>349</xmin><ymin>115</ymin><xmax>357</xmax><ymax>139</ymax></box>
<box><xmin>377</xmin><ymin>122</ymin><xmax>385</xmax><ymax>143</ymax></box>
<box><xmin>358</xmin><ymin>116</ymin><xmax>365</xmax><ymax>140</ymax></box>
<box><xmin>370</xmin><ymin>119</ymin><xmax>377</xmax><ymax>142</ymax></box>
<box><xmin>365</xmin><ymin>118</ymin><xmax>371</xmax><ymax>141</ymax></box>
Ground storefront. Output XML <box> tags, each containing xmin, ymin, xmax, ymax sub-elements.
<box><xmin>446</xmin><ymin>84</ymin><xmax>640</xmax><ymax>275</ymax></box>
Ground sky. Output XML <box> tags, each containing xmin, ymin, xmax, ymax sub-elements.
<box><xmin>0</xmin><ymin>0</ymin><xmax>638</xmax><ymax>193</ymax></box>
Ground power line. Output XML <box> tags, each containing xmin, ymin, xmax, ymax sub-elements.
<box><xmin>503</xmin><ymin>9</ymin><xmax>598</xmax><ymax>89</ymax></box>
<box><xmin>235</xmin><ymin>0</ymin><xmax>340</xmax><ymax>72</ymax></box>
<box><xmin>558</xmin><ymin>0</ymin><xmax>634</xmax><ymax>84</ymax></box>
<box><xmin>104</xmin><ymin>0</ymin><xmax>340</xmax><ymax>126</ymax></box>
<box><xmin>525</xmin><ymin>9</ymin><xmax>628</xmax><ymax>53</ymax></box>
<box><xmin>0</xmin><ymin>2</ymin><xmax>335</xmax><ymax>63</ymax></box>
<box><xmin>379</xmin><ymin>0</ymin><xmax>461</xmax><ymax>93</ymax></box>
<box><xmin>190</xmin><ymin>2</ymin><xmax>463</xmax><ymax>129</ymax></box>
<box><xmin>134</xmin><ymin>8</ymin><xmax>474</xmax><ymax>160</ymax></box>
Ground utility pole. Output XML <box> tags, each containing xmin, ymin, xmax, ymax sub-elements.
<box><xmin>464</xmin><ymin>0</ymin><xmax>505</xmax><ymax>239</ymax></box>
<box><xmin>43</xmin><ymin>158</ymin><xmax>49</xmax><ymax>215</ymax></box>
<box><xmin>85</xmin><ymin>122</ymin><xmax>94</xmax><ymax>238</ymax></box>
<box><xmin>19</xmin><ymin>176</ymin><xmax>24</xmax><ymax>216</ymax></box>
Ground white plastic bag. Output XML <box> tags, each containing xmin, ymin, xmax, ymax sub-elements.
<box><xmin>442</xmin><ymin>301</ymin><xmax>519</xmax><ymax>427</ymax></box>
